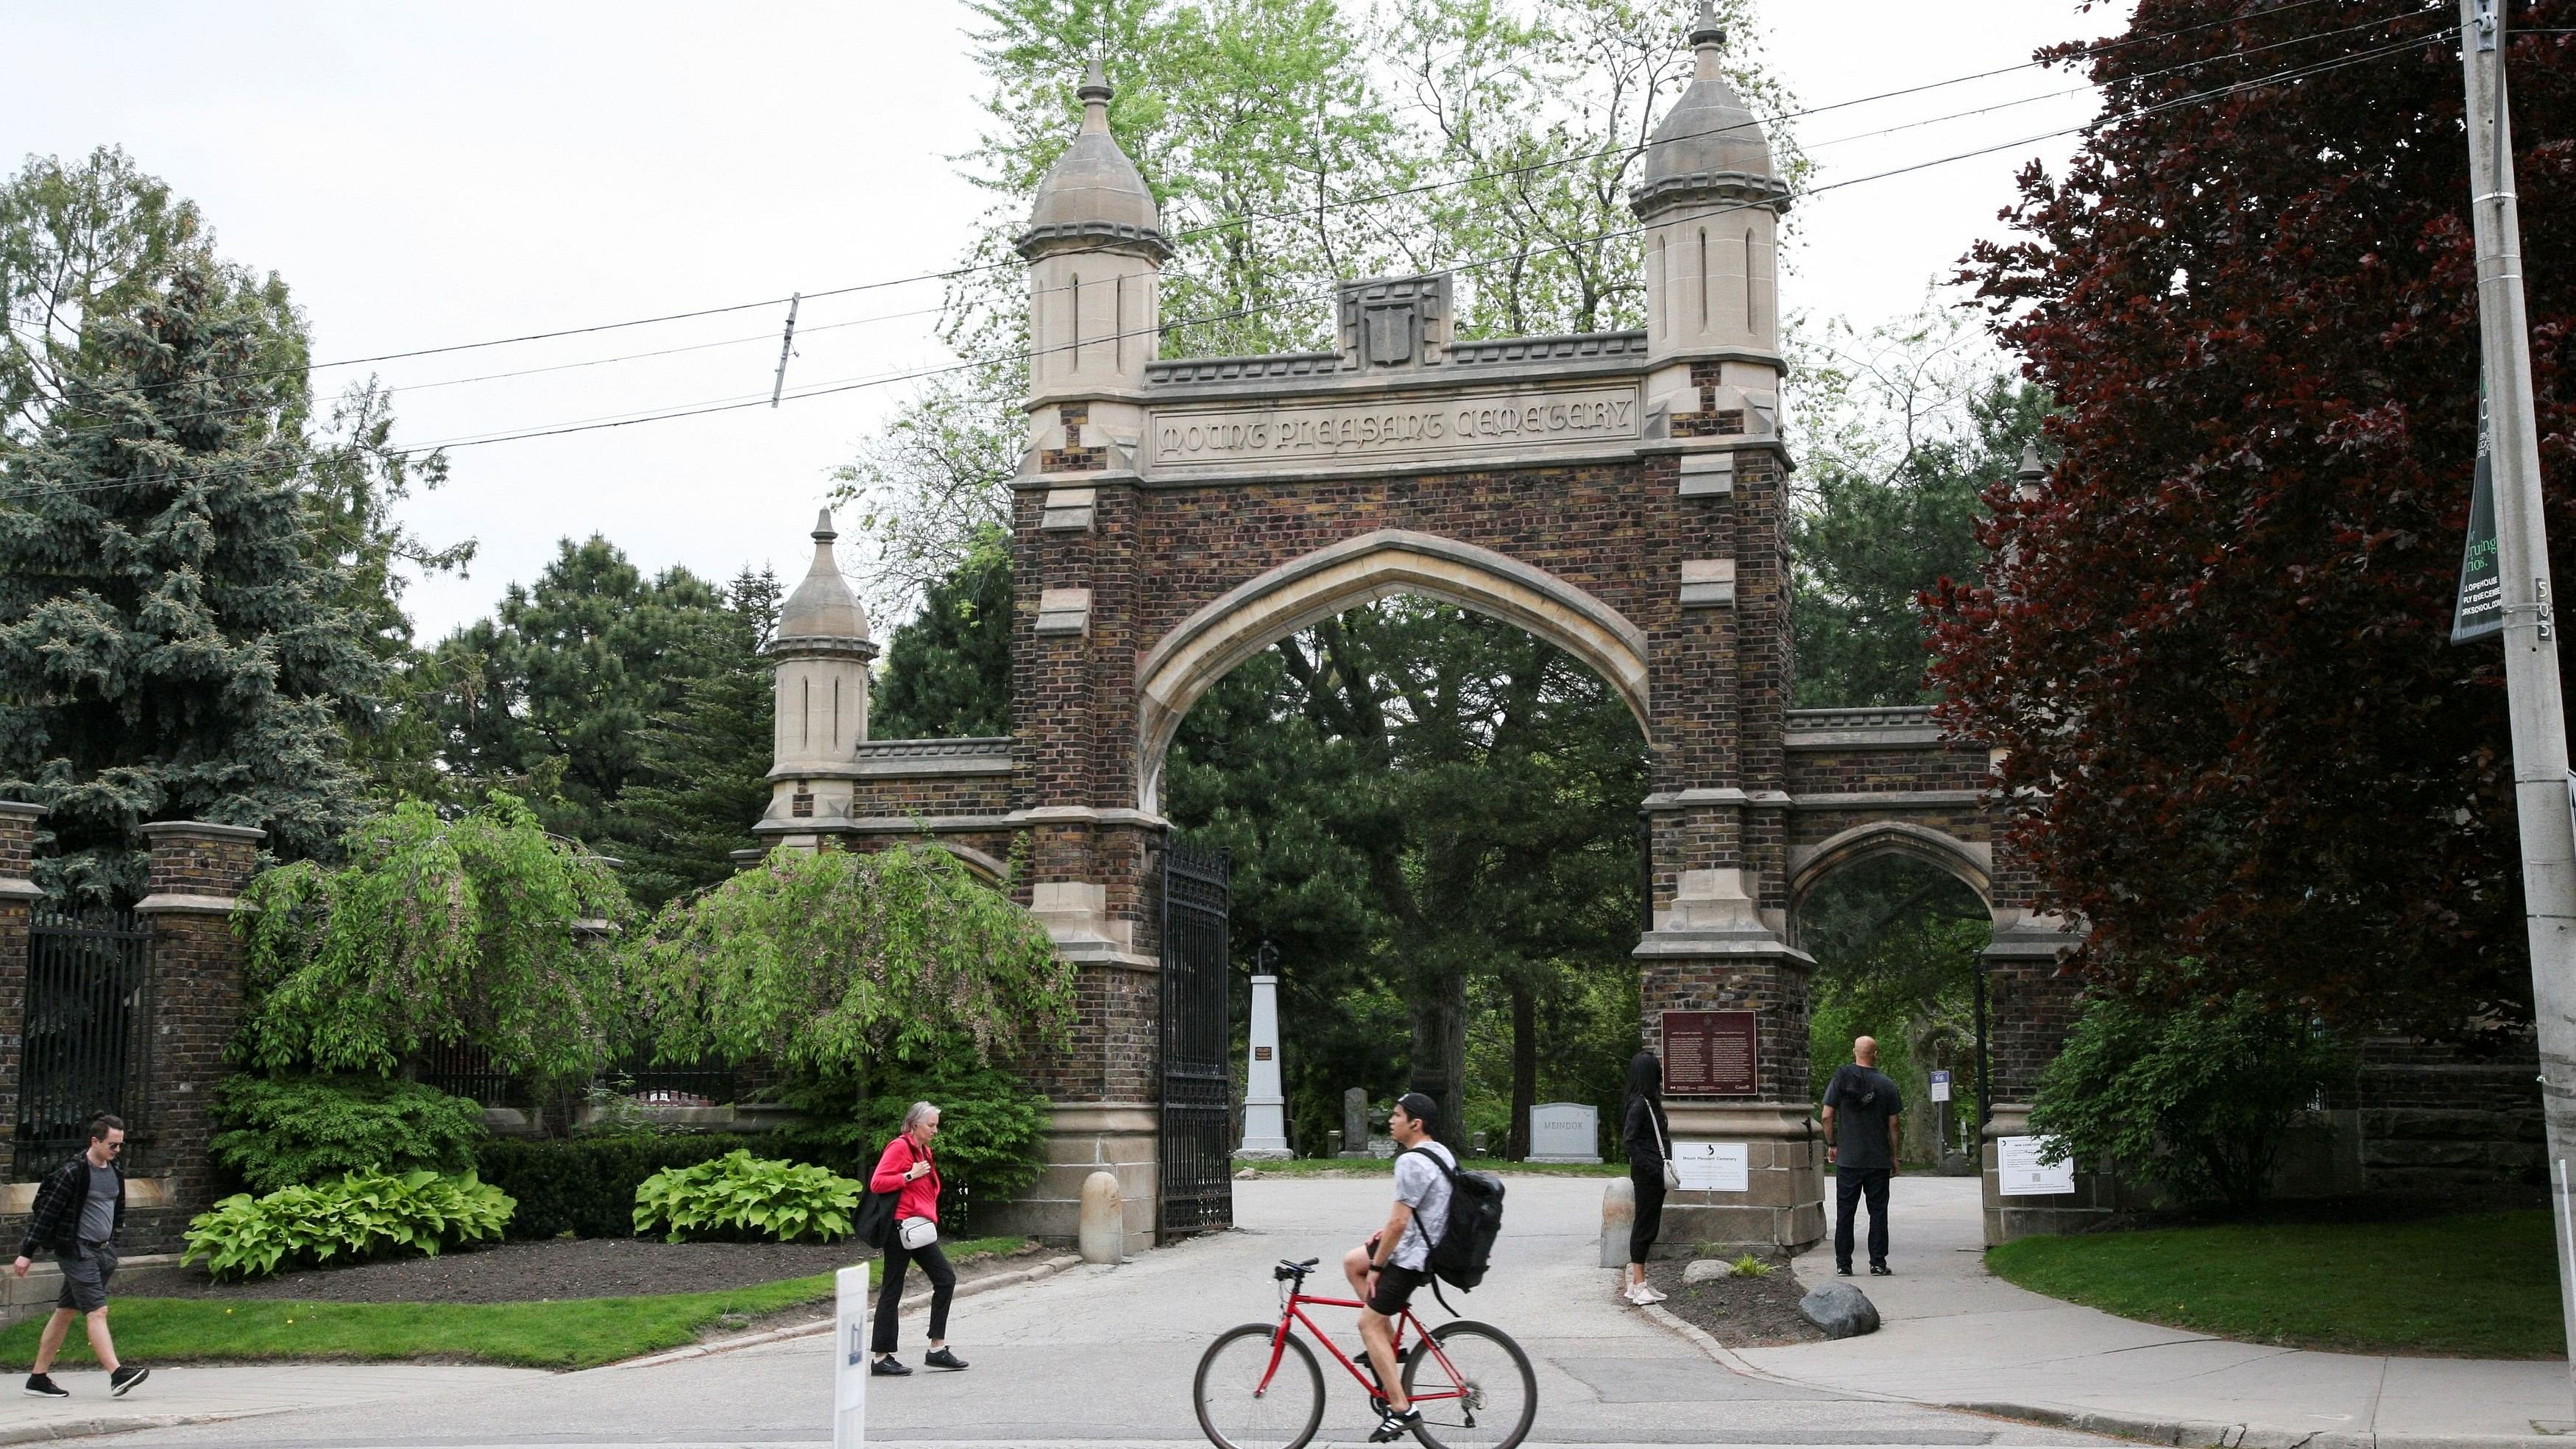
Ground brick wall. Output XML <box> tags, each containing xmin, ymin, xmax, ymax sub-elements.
<box><xmin>0</xmin><ymin>804</ymin><xmax>40</xmax><ymax>1186</ymax></box>
<box><xmin>129</xmin><ymin>822</ymin><xmax>263</xmax><ymax>1251</ymax></box>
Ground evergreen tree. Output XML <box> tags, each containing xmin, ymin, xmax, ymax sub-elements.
<box><xmin>870</xmin><ymin>536</ymin><xmax>1012</xmax><ymax>739</ymax></box>
<box><xmin>0</xmin><ymin>258</ymin><xmax>382</xmax><ymax>905</ymax></box>
<box><xmin>612</xmin><ymin>567</ymin><xmax>782</xmax><ymax>907</ymax></box>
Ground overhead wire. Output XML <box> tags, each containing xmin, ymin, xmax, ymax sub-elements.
<box><xmin>0</xmin><ymin>23</ymin><xmax>2453</xmax><ymax>506</ymax></box>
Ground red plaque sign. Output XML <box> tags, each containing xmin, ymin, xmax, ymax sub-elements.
<box><xmin>1661</xmin><ymin>1010</ymin><xmax>1758</xmax><ymax>1096</ymax></box>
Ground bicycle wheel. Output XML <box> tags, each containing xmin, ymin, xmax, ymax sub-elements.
<box><xmin>1195</xmin><ymin>1322</ymin><xmax>1326</xmax><ymax>1449</ymax></box>
<box><xmin>1401</xmin><ymin>1319</ymin><xmax>1538</xmax><ymax>1449</ymax></box>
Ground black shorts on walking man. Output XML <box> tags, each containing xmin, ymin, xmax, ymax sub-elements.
<box><xmin>1822</xmin><ymin>1038</ymin><xmax>1904</xmax><ymax>1278</ymax></box>
<box><xmin>14</xmin><ymin>1116</ymin><xmax>147</xmax><ymax>1400</ymax></box>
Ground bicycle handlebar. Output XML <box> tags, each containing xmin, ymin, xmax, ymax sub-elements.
<box><xmin>1273</xmin><ymin>1257</ymin><xmax>1321</xmax><ymax>1280</ymax></box>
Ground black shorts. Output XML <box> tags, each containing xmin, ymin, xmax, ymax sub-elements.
<box><xmin>1367</xmin><ymin>1259</ymin><xmax>1431</xmax><ymax>1316</ymax></box>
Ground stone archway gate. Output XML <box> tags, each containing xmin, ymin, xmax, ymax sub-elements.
<box><xmin>758</xmin><ymin>37</ymin><xmax>2096</xmax><ymax>1255</ymax></box>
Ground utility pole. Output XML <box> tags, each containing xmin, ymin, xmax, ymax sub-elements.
<box><xmin>770</xmin><ymin>292</ymin><xmax>802</xmax><ymax>408</ymax></box>
<box><xmin>2456</xmin><ymin>0</ymin><xmax>2576</xmax><ymax>1407</ymax></box>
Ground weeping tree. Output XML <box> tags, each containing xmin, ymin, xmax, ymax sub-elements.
<box><xmin>625</xmin><ymin>845</ymin><xmax>1074</xmax><ymax>1204</ymax></box>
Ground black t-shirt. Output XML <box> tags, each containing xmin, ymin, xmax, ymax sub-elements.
<box><xmin>1823</xmin><ymin>1065</ymin><xmax>1904</xmax><ymax>1172</ymax></box>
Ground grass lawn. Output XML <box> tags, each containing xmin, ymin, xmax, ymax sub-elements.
<box><xmin>1986</xmin><ymin>1211</ymin><xmax>2563</xmax><ymax>1359</ymax></box>
<box><xmin>1234</xmin><ymin>1156</ymin><xmax>1627</xmax><ymax>1177</ymax></box>
<box><xmin>1</xmin><ymin>1236</ymin><xmax>1023</xmax><ymax>1372</ymax></box>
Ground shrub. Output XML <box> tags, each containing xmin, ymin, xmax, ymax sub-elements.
<box><xmin>771</xmin><ymin>1060</ymin><xmax>1051</xmax><ymax>1221</ymax></box>
<box><xmin>210</xmin><ymin>1074</ymin><xmax>488</xmax><ymax>1194</ymax></box>
<box><xmin>474</xmin><ymin>1134</ymin><xmax>772</xmax><ymax>1239</ymax></box>
<box><xmin>2028</xmin><ymin>985</ymin><xmax>2352</xmax><ymax>1211</ymax></box>
<box><xmin>632</xmin><ymin>1149</ymin><xmax>861</xmax><ymax>1243</ymax></box>
<box><xmin>181</xmin><ymin>1170</ymin><xmax>514</xmax><ymax>1280</ymax></box>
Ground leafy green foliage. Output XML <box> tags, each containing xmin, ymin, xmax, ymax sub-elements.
<box><xmin>2029</xmin><ymin>985</ymin><xmax>2352</xmax><ymax>1210</ymax></box>
<box><xmin>234</xmin><ymin>793</ymin><xmax>628</xmax><ymax>1090</ymax></box>
<box><xmin>181</xmin><ymin>1170</ymin><xmax>514</xmax><ymax>1280</ymax></box>
<box><xmin>632</xmin><ymin>1149</ymin><xmax>860</xmax><ymax>1244</ymax></box>
<box><xmin>629</xmin><ymin>844</ymin><xmax>1070</xmax><ymax>1074</ymax></box>
<box><xmin>473</xmin><ymin>1134</ymin><xmax>777</xmax><ymax>1240</ymax></box>
<box><xmin>210</xmin><ymin>1074</ymin><xmax>488</xmax><ymax>1194</ymax></box>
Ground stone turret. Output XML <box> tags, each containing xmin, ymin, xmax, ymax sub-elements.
<box><xmin>759</xmin><ymin>509</ymin><xmax>877</xmax><ymax>849</ymax></box>
<box><xmin>1020</xmin><ymin>55</ymin><xmax>1170</xmax><ymax>476</ymax></box>
<box><xmin>1633</xmin><ymin>4</ymin><xmax>1791</xmax><ymax>443</ymax></box>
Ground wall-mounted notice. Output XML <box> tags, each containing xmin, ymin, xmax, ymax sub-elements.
<box><xmin>1661</xmin><ymin>1010</ymin><xmax>1758</xmax><ymax>1096</ymax></box>
<box><xmin>1995</xmin><ymin>1136</ymin><xmax>2076</xmax><ymax>1197</ymax></box>
<box><xmin>1670</xmin><ymin>1139</ymin><xmax>1749</xmax><ymax>1193</ymax></box>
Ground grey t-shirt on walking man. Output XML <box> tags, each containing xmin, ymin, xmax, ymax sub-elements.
<box><xmin>1389</xmin><ymin>1141</ymin><xmax>1456</xmax><ymax>1270</ymax></box>
<box><xmin>77</xmin><ymin>1163</ymin><xmax>116</xmax><ymax>1249</ymax></box>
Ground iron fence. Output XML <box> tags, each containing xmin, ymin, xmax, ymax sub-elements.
<box><xmin>15</xmin><ymin>911</ymin><xmax>152</xmax><ymax>1180</ymax></box>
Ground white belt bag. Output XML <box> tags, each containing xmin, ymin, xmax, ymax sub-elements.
<box><xmin>898</xmin><ymin>1216</ymin><xmax>938</xmax><ymax>1251</ymax></box>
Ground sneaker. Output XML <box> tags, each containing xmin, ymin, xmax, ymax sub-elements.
<box><xmin>870</xmin><ymin>1356</ymin><xmax>912</xmax><ymax>1377</ymax></box>
<box><xmin>924</xmin><ymin>1346</ymin><xmax>969</xmax><ymax>1371</ymax></box>
<box><xmin>108</xmin><ymin>1366</ymin><xmax>148</xmax><ymax>1397</ymax></box>
<box><xmin>22</xmin><ymin>1373</ymin><xmax>67</xmax><ymax>1399</ymax></box>
<box><xmin>1367</xmin><ymin>1403</ymin><xmax>1423</xmax><ymax>1442</ymax></box>
<box><xmin>1869</xmin><ymin>1264</ymin><xmax>1893</xmax><ymax>1277</ymax></box>
<box><xmin>1635</xmin><ymin>1281</ymin><xmax>1669</xmax><ymax>1303</ymax></box>
<box><xmin>1835</xmin><ymin>1263</ymin><xmax>1854</xmax><ymax>1276</ymax></box>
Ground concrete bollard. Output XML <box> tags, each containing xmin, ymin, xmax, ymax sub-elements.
<box><xmin>1078</xmin><ymin>1169</ymin><xmax>1123</xmax><ymax>1264</ymax></box>
<box><xmin>1599</xmin><ymin>1175</ymin><xmax>1635</xmax><ymax>1268</ymax></box>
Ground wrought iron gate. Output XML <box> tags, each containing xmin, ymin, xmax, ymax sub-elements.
<box><xmin>15</xmin><ymin>911</ymin><xmax>152</xmax><ymax>1179</ymax></box>
<box><xmin>1158</xmin><ymin>836</ymin><xmax>1233</xmax><ymax>1240</ymax></box>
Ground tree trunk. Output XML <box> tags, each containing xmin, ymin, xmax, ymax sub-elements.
<box><xmin>1407</xmin><ymin>968</ymin><xmax>1471</xmax><ymax>1155</ymax></box>
<box><xmin>1508</xmin><ymin>986</ymin><xmax>1536</xmax><ymax>1160</ymax></box>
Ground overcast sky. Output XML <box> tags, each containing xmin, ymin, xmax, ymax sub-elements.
<box><xmin>2</xmin><ymin>1</ymin><xmax>2104</xmax><ymax>642</ymax></box>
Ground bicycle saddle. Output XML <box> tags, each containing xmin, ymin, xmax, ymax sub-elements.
<box><xmin>1273</xmin><ymin>1257</ymin><xmax>1320</xmax><ymax>1280</ymax></box>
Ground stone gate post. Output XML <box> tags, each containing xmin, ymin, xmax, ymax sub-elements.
<box><xmin>131</xmin><ymin>821</ymin><xmax>266</xmax><ymax>1251</ymax></box>
<box><xmin>0</xmin><ymin>802</ymin><xmax>43</xmax><ymax>1186</ymax></box>
<box><xmin>1979</xmin><ymin>913</ymin><xmax>2106</xmax><ymax>1243</ymax></box>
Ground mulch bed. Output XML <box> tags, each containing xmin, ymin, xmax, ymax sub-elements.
<box><xmin>1643</xmin><ymin>1253</ymin><xmax>1826</xmax><ymax>1347</ymax></box>
<box><xmin>113</xmin><ymin>1237</ymin><xmax>1033</xmax><ymax>1305</ymax></box>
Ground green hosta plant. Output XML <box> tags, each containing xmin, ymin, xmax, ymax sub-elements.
<box><xmin>632</xmin><ymin>1149</ymin><xmax>860</xmax><ymax>1244</ymax></box>
<box><xmin>183</xmin><ymin>1170</ymin><xmax>515</xmax><ymax>1280</ymax></box>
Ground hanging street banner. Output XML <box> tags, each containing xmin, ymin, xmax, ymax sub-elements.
<box><xmin>2455</xmin><ymin>392</ymin><xmax>2505</xmax><ymax>644</ymax></box>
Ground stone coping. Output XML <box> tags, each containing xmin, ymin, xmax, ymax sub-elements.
<box><xmin>0</xmin><ymin>801</ymin><xmax>43</xmax><ymax>819</ymax></box>
<box><xmin>138</xmin><ymin>821</ymin><xmax>266</xmax><ymax>842</ymax></box>
<box><xmin>0</xmin><ymin>1177</ymin><xmax>174</xmax><ymax>1214</ymax></box>
<box><xmin>135</xmin><ymin>892</ymin><xmax>242</xmax><ymax>916</ymax></box>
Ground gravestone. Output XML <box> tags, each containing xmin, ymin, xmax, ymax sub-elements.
<box><xmin>1339</xmin><ymin>1088</ymin><xmax>1371</xmax><ymax>1158</ymax></box>
<box><xmin>1528</xmin><ymin>1102</ymin><xmax>1602</xmax><ymax>1163</ymax></box>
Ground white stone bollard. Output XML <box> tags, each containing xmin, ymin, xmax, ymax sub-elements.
<box><xmin>1078</xmin><ymin>1169</ymin><xmax>1123</xmax><ymax>1264</ymax></box>
<box><xmin>1599</xmin><ymin>1175</ymin><xmax>1635</xmax><ymax>1269</ymax></box>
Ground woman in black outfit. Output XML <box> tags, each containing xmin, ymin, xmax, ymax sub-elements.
<box><xmin>1621</xmin><ymin>1050</ymin><xmax>1670</xmax><ymax>1305</ymax></box>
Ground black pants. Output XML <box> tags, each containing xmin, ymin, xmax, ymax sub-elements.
<box><xmin>872</xmin><ymin>1235</ymin><xmax>956</xmax><ymax>1354</ymax></box>
<box><xmin>1834</xmin><ymin>1168</ymin><xmax>1891</xmax><ymax>1269</ymax></box>
<box><xmin>1629</xmin><ymin>1162</ymin><xmax>1666</xmax><ymax>1265</ymax></box>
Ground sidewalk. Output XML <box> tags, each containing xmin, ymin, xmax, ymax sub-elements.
<box><xmin>1721</xmin><ymin>1175</ymin><xmax>2572</xmax><ymax>1449</ymax></box>
<box><xmin>0</xmin><ymin>1364</ymin><xmax>539</xmax><ymax>1445</ymax></box>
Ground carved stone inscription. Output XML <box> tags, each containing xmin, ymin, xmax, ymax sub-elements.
<box><xmin>1148</xmin><ymin>384</ymin><xmax>1638</xmax><ymax>474</ymax></box>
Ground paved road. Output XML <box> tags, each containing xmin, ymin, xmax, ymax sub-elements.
<box><xmin>93</xmin><ymin>1175</ymin><xmax>2115</xmax><ymax>1449</ymax></box>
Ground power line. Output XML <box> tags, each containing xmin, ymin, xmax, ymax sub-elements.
<box><xmin>24</xmin><ymin>1</ymin><xmax>2444</xmax><ymax>442</ymax></box>
<box><xmin>5</xmin><ymin>0</ymin><xmax>2405</xmax><ymax>417</ymax></box>
<box><xmin>0</xmin><ymin>30</ymin><xmax>2442</xmax><ymax>507</ymax></box>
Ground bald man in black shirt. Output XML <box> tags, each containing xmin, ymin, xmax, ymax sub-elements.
<box><xmin>1822</xmin><ymin>1035</ymin><xmax>1903</xmax><ymax>1277</ymax></box>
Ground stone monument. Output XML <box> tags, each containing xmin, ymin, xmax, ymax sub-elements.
<box><xmin>1339</xmin><ymin>1088</ymin><xmax>1370</xmax><ymax>1158</ymax></box>
<box><xmin>1236</xmin><ymin>970</ymin><xmax>1291</xmax><ymax>1159</ymax></box>
<box><xmin>1528</xmin><ymin>1102</ymin><xmax>1603</xmax><ymax>1163</ymax></box>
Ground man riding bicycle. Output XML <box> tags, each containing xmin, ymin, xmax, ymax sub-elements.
<box><xmin>1340</xmin><ymin>1091</ymin><xmax>1452</xmax><ymax>1444</ymax></box>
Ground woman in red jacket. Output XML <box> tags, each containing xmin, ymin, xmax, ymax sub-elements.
<box><xmin>868</xmin><ymin>1101</ymin><xmax>966</xmax><ymax>1375</ymax></box>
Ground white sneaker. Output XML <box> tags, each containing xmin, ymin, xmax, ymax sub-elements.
<box><xmin>1636</xmin><ymin>1283</ymin><xmax>1669</xmax><ymax>1303</ymax></box>
<box><xmin>1621</xmin><ymin>1282</ymin><xmax>1650</xmax><ymax>1305</ymax></box>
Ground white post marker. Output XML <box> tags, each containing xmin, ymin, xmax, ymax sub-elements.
<box><xmin>1236</xmin><ymin>973</ymin><xmax>1292</xmax><ymax>1159</ymax></box>
<box><xmin>835</xmin><ymin>1264</ymin><xmax>868</xmax><ymax>1448</ymax></box>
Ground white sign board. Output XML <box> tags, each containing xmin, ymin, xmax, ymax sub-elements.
<box><xmin>1995</xmin><ymin>1136</ymin><xmax>2077</xmax><ymax>1197</ymax></box>
<box><xmin>1669</xmin><ymin>1140</ymin><xmax>1750</xmax><ymax>1193</ymax></box>
<box><xmin>834</xmin><ymin>1264</ymin><xmax>868</xmax><ymax>1447</ymax></box>
<box><xmin>1527</xmin><ymin>1102</ymin><xmax>1602</xmax><ymax>1163</ymax></box>
<box><xmin>1928</xmin><ymin>1071</ymin><xmax>1952</xmax><ymax>1103</ymax></box>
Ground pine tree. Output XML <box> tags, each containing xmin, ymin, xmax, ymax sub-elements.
<box><xmin>613</xmin><ymin>567</ymin><xmax>782</xmax><ymax>907</ymax></box>
<box><xmin>0</xmin><ymin>258</ymin><xmax>382</xmax><ymax>905</ymax></box>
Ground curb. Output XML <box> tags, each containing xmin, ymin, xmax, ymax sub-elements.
<box><xmin>0</xmin><ymin>1407</ymin><xmax>294</xmax><ymax>1447</ymax></box>
<box><xmin>608</xmin><ymin>1252</ymin><xmax>1084</xmax><ymax>1370</ymax></box>
<box><xmin>1948</xmin><ymin>1401</ymin><xmax>2574</xmax><ymax>1449</ymax></box>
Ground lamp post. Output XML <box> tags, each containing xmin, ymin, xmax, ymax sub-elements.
<box><xmin>1237</xmin><ymin>940</ymin><xmax>1292</xmax><ymax>1160</ymax></box>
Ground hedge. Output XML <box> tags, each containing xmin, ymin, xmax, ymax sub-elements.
<box><xmin>474</xmin><ymin>1136</ymin><xmax>802</xmax><ymax>1239</ymax></box>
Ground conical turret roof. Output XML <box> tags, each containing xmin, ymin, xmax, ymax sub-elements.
<box><xmin>1632</xmin><ymin>4</ymin><xmax>1791</xmax><ymax>219</ymax></box>
<box><xmin>776</xmin><ymin>509</ymin><xmax>870</xmax><ymax>645</ymax></box>
<box><xmin>1019</xmin><ymin>56</ymin><xmax>1172</xmax><ymax>259</ymax></box>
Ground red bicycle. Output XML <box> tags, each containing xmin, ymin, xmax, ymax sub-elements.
<box><xmin>1193</xmin><ymin>1255</ymin><xmax>1537</xmax><ymax>1449</ymax></box>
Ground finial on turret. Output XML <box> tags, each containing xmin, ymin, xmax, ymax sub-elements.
<box><xmin>1079</xmin><ymin>52</ymin><xmax>1112</xmax><ymax>133</ymax></box>
<box><xmin>2015</xmin><ymin>442</ymin><xmax>2047</xmax><ymax>499</ymax></box>
<box><xmin>813</xmin><ymin>507</ymin><xmax>836</xmax><ymax>542</ymax></box>
<box><xmin>1689</xmin><ymin>0</ymin><xmax>1725</xmax><ymax>49</ymax></box>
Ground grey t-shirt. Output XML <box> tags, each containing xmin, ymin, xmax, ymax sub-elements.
<box><xmin>77</xmin><ymin>1162</ymin><xmax>116</xmax><ymax>1247</ymax></box>
<box><xmin>1825</xmin><ymin>1066</ymin><xmax>1904</xmax><ymax>1173</ymax></box>
<box><xmin>1390</xmin><ymin>1141</ymin><xmax>1455</xmax><ymax>1270</ymax></box>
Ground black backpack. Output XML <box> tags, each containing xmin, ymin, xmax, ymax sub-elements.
<box><xmin>1402</xmin><ymin>1147</ymin><xmax>1505</xmax><ymax>1293</ymax></box>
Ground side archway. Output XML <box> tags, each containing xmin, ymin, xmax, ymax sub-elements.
<box><xmin>1130</xmin><ymin>528</ymin><xmax>1654</xmax><ymax>812</ymax></box>
<box><xmin>1786</xmin><ymin>820</ymin><xmax>1993</xmax><ymax>949</ymax></box>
